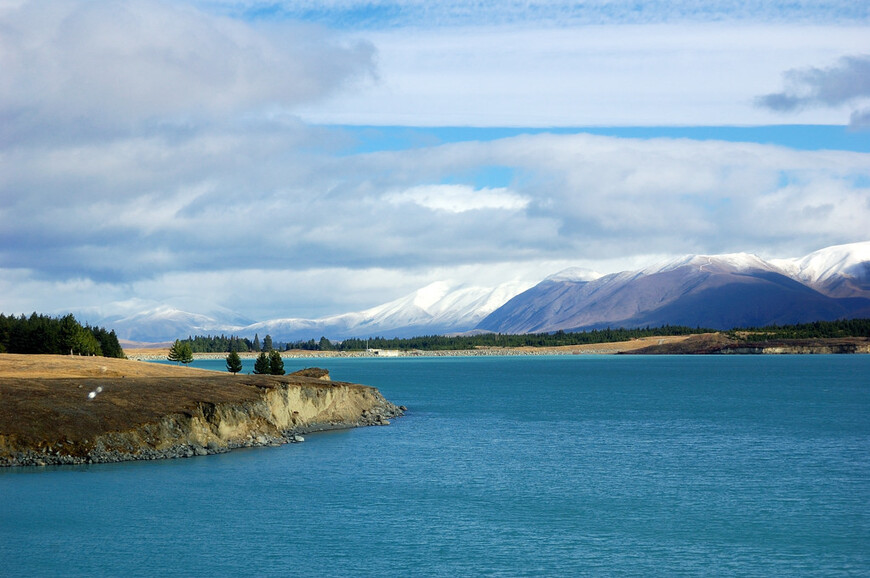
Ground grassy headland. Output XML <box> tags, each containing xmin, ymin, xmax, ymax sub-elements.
<box><xmin>0</xmin><ymin>354</ymin><xmax>403</xmax><ymax>467</ymax></box>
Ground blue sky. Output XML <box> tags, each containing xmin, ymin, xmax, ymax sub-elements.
<box><xmin>0</xmin><ymin>0</ymin><xmax>868</xmax><ymax>325</ymax></box>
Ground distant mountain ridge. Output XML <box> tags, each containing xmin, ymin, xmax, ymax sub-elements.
<box><xmin>771</xmin><ymin>241</ymin><xmax>870</xmax><ymax>298</ymax></box>
<box><xmin>86</xmin><ymin>241</ymin><xmax>870</xmax><ymax>342</ymax></box>
<box><xmin>99</xmin><ymin>280</ymin><xmax>532</xmax><ymax>342</ymax></box>
<box><xmin>477</xmin><ymin>242</ymin><xmax>870</xmax><ymax>335</ymax></box>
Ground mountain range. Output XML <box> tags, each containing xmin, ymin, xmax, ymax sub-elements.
<box><xmin>478</xmin><ymin>243</ymin><xmax>870</xmax><ymax>334</ymax></box>
<box><xmin>94</xmin><ymin>241</ymin><xmax>870</xmax><ymax>343</ymax></box>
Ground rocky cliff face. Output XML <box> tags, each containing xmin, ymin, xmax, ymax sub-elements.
<box><xmin>0</xmin><ymin>357</ymin><xmax>404</xmax><ymax>467</ymax></box>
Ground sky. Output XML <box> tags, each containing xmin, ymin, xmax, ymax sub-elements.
<box><xmin>1</xmin><ymin>0</ymin><xmax>869</xmax><ymax>324</ymax></box>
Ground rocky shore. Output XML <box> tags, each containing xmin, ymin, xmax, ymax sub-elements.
<box><xmin>5</xmin><ymin>408</ymin><xmax>403</xmax><ymax>468</ymax></box>
<box><xmin>0</xmin><ymin>354</ymin><xmax>405</xmax><ymax>468</ymax></box>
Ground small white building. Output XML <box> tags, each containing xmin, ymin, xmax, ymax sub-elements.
<box><xmin>368</xmin><ymin>348</ymin><xmax>400</xmax><ymax>357</ymax></box>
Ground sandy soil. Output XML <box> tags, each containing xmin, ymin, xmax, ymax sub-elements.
<box><xmin>505</xmin><ymin>334</ymin><xmax>694</xmax><ymax>354</ymax></box>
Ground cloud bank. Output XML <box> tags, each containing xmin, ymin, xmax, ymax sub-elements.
<box><xmin>757</xmin><ymin>54</ymin><xmax>870</xmax><ymax>128</ymax></box>
<box><xmin>0</xmin><ymin>0</ymin><xmax>375</xmax><ymax>143</ymax></box>
<box><xmin>297</xmin><ymin>24</ymin><xmax>869</xmax><ymax>126</ymax></box>
<box><xmin>0</xmin><ymin>0</ymin><xmax>868</xmax><ymax>324</ymax></box>
<box><xmin>3</xmin><ymin>130</ymin><xmax>868</xmax><ymax>320</ymax></box>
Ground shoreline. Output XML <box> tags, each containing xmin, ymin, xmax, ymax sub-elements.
<box><xmin>126</xmin><ymin>335</ymin><xmax>693</xmax><ymax>360</ymax></box>
<box><xmin>0</xmin><ymin>355</ymin><xmax>405</xmax><ymax>468</ymax></box>
<box><xmin>125</xmin><ymin>333</ymin><xmax>870</xmax><ymax>360</ymax></box>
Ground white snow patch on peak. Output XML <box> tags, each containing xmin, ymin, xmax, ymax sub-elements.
<box><xmin>771</xmin><ymin>241</ymin><xmax>870</xmax><ymax>284</ymax></box>
<box><xmin>642</xmin><ymin>252</ymin><xmax>775</xmax><ymax>275</ymax></box>
<box><xmin>707</xmin><ymin>253</ymin><xmax>776</xmax><ymax>271</ymax></box>
<box><xmin>412</xmin><ymin>281</ymin><xmax>453</xmax><ymax>311</ymax></box>
<box><xmin>118</xmin><ymin>305</ymin><xmax>213</xmax><ymax>323</ymax></box>
<box><xmin>545</xmin><ymin>267</ymin><xmax>603</xmax><ymax>283</ymax></box>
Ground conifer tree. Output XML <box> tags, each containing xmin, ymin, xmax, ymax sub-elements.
<box><xmin>168</xmin><ymin>340</ymin><xmax>184</xmax><ymax>364</ymax></box>
<box><xmin>59</xmin><ymin>314</ymin><xmax>79</xmax><ymax>355</ymax></box>
<box><xmin>253</xmin><ymin>351</ymin><xmax>269</xmax><ymax>374</ymax></box>
<box><xmin>253</xmin><ymin>333</ymin><xmax>261</xmax><ymax>352</ymax></box>
<box><xmin>268</xmin><ymin>349</ymin><xmax>285</xmax><ymax>375</ymax></box>
<box><xmin>226</xmin><ymin>350</ymin><xmax>242</xmax><ymax>374</ymax></box>
<box><xmin>180</xmin><ymin>342</ymin><xmax>193</xmax><ymax>364</ymax></box>
<box><xmin>168</xmin><ymin>340</ymin><xmax>193</xmax><ymax>364</ymax></box>
<box><xmin>263</xmin><ymin>334</ymin><xmax>273</xmax><ymax>351</ymax></box>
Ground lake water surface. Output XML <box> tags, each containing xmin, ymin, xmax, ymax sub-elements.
<box><xmin>2</xmin><ymin>355</ymin><xmax>868</xmax><ymax>576</ymax></box>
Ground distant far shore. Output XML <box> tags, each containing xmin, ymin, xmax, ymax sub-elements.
<box><xmin>125</xmin><ymin>334</ymin><xmax>690</xmax><ymax>360</ymax></box>
<box><xmin>124</xmin><ymin>333</ymin><xmax>870</xmax><ymax>360</ymax></box>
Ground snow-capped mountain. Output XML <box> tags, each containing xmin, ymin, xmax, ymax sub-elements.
<box><xmin>241</xmin><ymin>280</ymin><xmax>532</xmax><ymax>341</ymax></box>
<box><xmin>88</xmin><ymin>305</ymin><xmax>251</xmax><ymax>343</ymax></box>
<box><xmin>771</xmin><ymin>241</ymin><xmax>870</xmax><ymax>298</ymax></box>
<box><xmin>477</xmin><ymin>243</ymin><xmax>870</xmax><ymax>334</ymax></box>
<box><xmin>90</xmin><ymin>241</ymin><xmax>870</xmax><ymax>342</ymax></box>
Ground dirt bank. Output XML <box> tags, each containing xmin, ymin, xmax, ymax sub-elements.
<box><xmin>0</xmin><ymin>354</ymin><xmax>404</xmax><ymax>467</ymax></box>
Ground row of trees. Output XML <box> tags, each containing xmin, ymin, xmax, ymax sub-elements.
<box><xmin>223</xmin><ymin>349</ymin><xmax>284</xmax><ymax>375</ymax></box>
<box><xmin>181</xmin><ymin>334</ymin><xmax>254</xmax><ymax>353</ymax></box>
<box><xmin>287</xmin><ymin>326</ymin><xmax>711</xmax><ymax>352</ymax></box>
<box><xmin>726</xmin><ymin>318</ymin><xmax>870</xmax><ymax>340</ymax></box>
<box><xmin>0</xmin><ymin>313</ymin><xmax>124</xmax><ymax>357</ymax></box>
<box><xmin>253</xmin><ymin>350</ymin><xmax>284</xmax><ymax>375</ymax></box>
<box><xmin>167</xmin><ymin>340</ymin><xmax>194</xmax><ymax>364</ymax></box>
<box><xmin>178</xmin><ymin>333</ymin><xmax>279</xmax><ymax>353</ymax></box>
<box><xmin>175</xmin><ymin>319</ymin><xmax>870</xmax><ymax>358</ymax></box>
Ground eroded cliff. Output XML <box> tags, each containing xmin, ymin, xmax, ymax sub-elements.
<box><xmin>0</xmin><ymin>354</ymin><xmax>404</xmax><ymax>467</ymax></box>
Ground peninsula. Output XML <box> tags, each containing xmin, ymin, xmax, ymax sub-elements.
<box><xmin>0</xmin><ymin>354</ymin><xmax>404</xmax><ymax>467</ymax></box>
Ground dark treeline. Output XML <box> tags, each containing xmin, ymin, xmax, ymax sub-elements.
<box><xmin>289</xmin><ymin>326</ymin><xmax>709</xmax><ymax>352</ymax></box>
<box><xmin>727</xmin><ymin>318</ymin><xmax>870</xmax><ymax>340</ymax></box>
<box><xmin>0</xmin><ymin>313</ymin><xmax>124</xmax><ymax>358</ymax></box>
<box><xmin>180</xmin><ymin>319</ymin><xmax>870</xmax><ymax>354</ymax></box>
<box><xmin>180</xmin><ymin>334</ymin><xmax>255</xmax><ymax>353</ymax></box>
<box><xmin>285</xmin><ymin>337</ymin><xmax>336</xmax><ymax>351</ymax></box>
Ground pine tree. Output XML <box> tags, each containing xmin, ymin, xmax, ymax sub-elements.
<box><xmin>167</xmin><ymin>340</ymin><xmax>184</xmax><ymax>364</ymax></box>
<box><xmin>253</xmin><ymin>333</ymin><xmax>261</xmax><ymax>352</ymax></box>
<box><xmin>168</xmin><ymin>340</ymin><xmax>193</xmax><ymax>364</ymax></box>
<box><xmin>59</xmin><ymin>314</ymin><xmax>79</xmax><ymax>355</ymax></box>
<box><xmin>268</xmin><ymin>349</ymin><xmax>285</xmax><ymax>375</ymax></box>
<box><xmin>226</xmin><ymin>350</ymin><xmax>243</xmax><ymax>374</ymax></box>
<box><xmin>179</xmin><ymin>342</ymin><xmax>193</xmax><ymax>364</ymax></box>
<box><xmin>263</xmin><ymin>334</ymin><xmax>273</xmax><ymax>352</ymax></box>
<box><xmin>253</xmin><ymin>351</ymin><xmax>270</xmax><ymax>374</ymax></box>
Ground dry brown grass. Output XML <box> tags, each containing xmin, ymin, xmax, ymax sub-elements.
<box><xmin>0</xmin><ymin>354</ymin><xmax>350</xmax><ymax>449</ymax></box>
<box><xmin>0</xmin><ymin>353</ymin><xmax>214</xmax><ymax>378</ymax></box>
<box><xmin>506</xmin><ymin>334</ymin><xmax>695</xmax><ymax>354</ymax></box>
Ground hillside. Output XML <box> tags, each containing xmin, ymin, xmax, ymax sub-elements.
<box><xmin>478</xmin><ymin>244</ymin><xmax>870</xmax><ymax>334</ymax></box>
<box><xmin>0</xmin><ymin>354</ymin><xmax>404</xmax><ymax>467</ymax></box>
<box><xmin>621</xmin><ymin>334</ymin><xmax>870</xmax><ymax>355</ymax></box>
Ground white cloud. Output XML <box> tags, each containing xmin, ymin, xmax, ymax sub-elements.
<box><xmin>0</xmin><ymin>0</ymin><xmax>375</xmax><ymax>142</ymax></box>
<box><xmin>3</xmin><ymin>131</ymin><xmax>868</xmax><ymax>320</ymax></box>
<box><xmin>298</xmin><ymin>24</ymin><xmax>869</xmax><ymax>126</ymax></box>
<box><xmin>756</xmin><ymin>54</ymin><xmax>870</xmax><ymax>127</ymax></box>
<box><xmin>385</xmin><ymin>184</ymin><xmax>529</xmax><ymax>213</ymax></box>
<box><xmin>1</xmin><ymin>1</ymin><xmax>868</xmax><ymax>325</ymax></box>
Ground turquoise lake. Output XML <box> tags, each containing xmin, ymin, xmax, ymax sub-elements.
<box><xmin>2</xmin><ymin>355</ymin><xmax>868</xmax><ymax>576</ymax></box>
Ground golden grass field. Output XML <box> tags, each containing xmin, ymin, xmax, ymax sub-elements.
<box><xmin>0</xmin><ymin>354</ymin><xmax>348</xmax><ymax>451</ymax></box>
